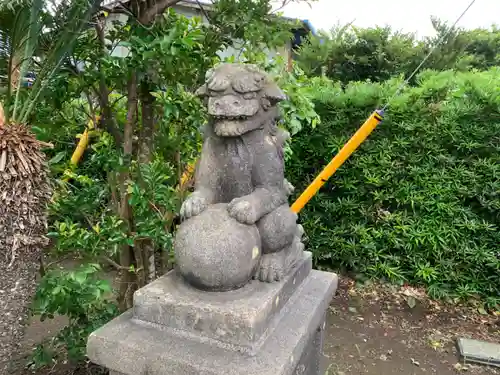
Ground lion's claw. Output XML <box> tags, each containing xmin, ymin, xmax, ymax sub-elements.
<box><xmin>227</xmin><ymin>198</ymin><xmax>258</xmax><ymax>224</ymax></box>
<box><xmin>180</xmin><ymin>193</ymin><xmax>208</xmax><ymax>219</ymax></box>
<box><xmin>254</xmin><ymin>252</ymin><xmax>286</xmax><ymax>283</ymax></box>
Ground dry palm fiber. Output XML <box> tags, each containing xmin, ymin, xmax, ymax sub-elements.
<box><xmin>0</xmin><ymin>119</ymin><xmax>52</xmax><ymax>372</ymax></box>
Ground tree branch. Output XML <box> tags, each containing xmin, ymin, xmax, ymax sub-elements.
<box><xmin>194</xmin><ymin>0</ymin><xmax>211</xmax><ymax>22</ymax></box>
<box><xmin>140</xmin><ymin>0</ymin><xmax>183</xmax><ymax>24</ymax></box>
<box><xmin>95</xmin><ymin>14</ymin><xmax>123</xmax><ymax>145</ymax></box>
<box><xmin>101</xmin><ymin>255</ymin><xmax>129</xmax><ymax>270</ymax></box>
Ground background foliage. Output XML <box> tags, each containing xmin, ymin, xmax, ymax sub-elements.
<box><xmin>297</xmin><ymin>19</ymin><xmax>500</xmax><ymax>83</ymax></box>
<box><xmin>287</xmin><ymin>68</ymin><xmax>500</xmax><ymax>306</ymax></box>
<box><xmin>1</xmin><ymin>0</ymin><xmax>499</xmax><ymax>370</ymax></box>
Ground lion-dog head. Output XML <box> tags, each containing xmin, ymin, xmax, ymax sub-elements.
<box><xmin>195</xmin><ymin>63</ymin><xmax>287</xmax><ymax>137</ymax></box>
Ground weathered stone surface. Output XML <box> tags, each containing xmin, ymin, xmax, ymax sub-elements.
<box><xmin>133</xmin><ymin>251</ymin><xmax>312</xmax><ymax>353</ymax></box>
<box><xmin>176</xmin><ymin>63</ymin><xmax>304</xmax><ymax>290</ymax></box>
<box><xmin>293</xmin><ymin>313</ymin><xmax>326</xmax><ymax>375</ymax></box>
<box><xmin>174</xmin><ymin>203</ymin><xmax>261</xmax><ymax>291</ymax></box>
<box><xmin>258</xmin><ymin>204</ymin><xmax>297</xmax><ymax>253</ymax></box>
<box><xmin>457</xmin><ymin>338</ymin><xmax>500</xmax><ymax>367</ymax></box>
<box><xmin>88</xmin><ymin>270</ymin><xmax>338</xmax><ymax>375</ymax></box>
<box><xmin>87</xmin><ymin>63</ymin><xmax>338</xmax><ymax>375</ymax></box>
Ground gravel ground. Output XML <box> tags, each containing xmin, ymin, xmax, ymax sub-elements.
<box><xmin>323</xmin><ymin>278</ymin><xmax>500</xmax><ymax>375</ymax></box>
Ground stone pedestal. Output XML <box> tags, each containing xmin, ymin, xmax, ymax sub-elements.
<box><xmin>87</xmin><ymin>252</ymin><xmax>338</xmax><ymax>375</ymax></box>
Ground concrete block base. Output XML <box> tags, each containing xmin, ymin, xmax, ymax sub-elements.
<box><xmin>88</xmin><ymin>252</ymin><xmax>338</xmax><ymax>375</ymax></box>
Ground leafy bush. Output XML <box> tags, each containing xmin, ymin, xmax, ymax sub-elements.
<box><xmin>287</xmin><ymin>68</ymin><xmax>500</xmax><ymax>306</ymax></box>
<box><xmin>297</xmin><ymin>21</ymin><xmax>500</xmax><ymax>84</ymax></box>
<box><xmin>31</xmin><ymin>264</ymin><xmax>118</xmax><ymax>366</ymax></box>
<box><xmin>297</xmin><ymin>25</ymin><xmax>425</xmax><ymax>83</ymax></box>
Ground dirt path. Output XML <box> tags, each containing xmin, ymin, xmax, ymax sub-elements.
<box><xmin>323</xmin><ymin>278</ymin><xmax>500</xmax><ymax>375</ymax></box>
<box><xmin>16</xmin><ymin>276</ymin><xmax>500</xmax><ymax>375</ymax></box>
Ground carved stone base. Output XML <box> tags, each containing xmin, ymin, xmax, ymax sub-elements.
<box><xmin>294</xmin><ymin>313</ymin><xmax>327</xmax><ymax>375</ymax></box>
<box><xmin>87</xmin><ymin>252</ymin><xmax>338</xmax><ymax>375</ymax></box>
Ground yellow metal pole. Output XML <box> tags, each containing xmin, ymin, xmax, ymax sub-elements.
<box><xmin>291</xmin><ymin>109</ymin><xmax>384</xmax><ymax>214</ymax></box>
<box><xmin>180</xmin><ymin>160</ymin><xmax>195</xmax><ymax>189</ymax></box>
<box><xmin>61</xmin><ymin>116</ymin><xmax>100</xmax><ymax>183</ymax></box>
<box><xmin>70</xmin><ymin>116</ymin><xmax>99</xmax><ymax>166</ymax></box>
<box><xmin>0</xmin><ymin>102</ymin><xmax>4</xmax><ymax>127</ymax></box>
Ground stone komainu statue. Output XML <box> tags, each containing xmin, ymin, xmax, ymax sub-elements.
<box><xmin>175</xmin><ymin>63</ymin><xmax>304</xmax><ymax>291</ymax></box>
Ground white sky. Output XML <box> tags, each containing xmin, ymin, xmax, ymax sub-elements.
<box><xmin>278</xmin><ymin>0</ymin><xmax>499</xmax><ymax>37</ymax></box>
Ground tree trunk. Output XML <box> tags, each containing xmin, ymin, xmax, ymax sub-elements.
<box><xmin>0</xmin><ymin>259</ymin><xmax>40</xmax><ymax>372</ymax></box>
<box><xmin>0</xmin><ymin>123</ymin><xmax>51</xmax><ymax>372</ymax></box>
<box><xmin>95</xmin><ymin>14</ymin><xmax>122</xmax><ymax>146</ymax></box>
<box><xmin>114</xmin><ymin>0</ymin><xmax>185</xmax><ymax>307</ymax></box>
<box><xmin>137</xmin><ymin>82</ymin><xmax>157</xmax><ymax>282</ymax></box>
<box><xmin>117</xmin><ymin>73</ymin><xmax>137</xmax><ymax>311</ymax></box>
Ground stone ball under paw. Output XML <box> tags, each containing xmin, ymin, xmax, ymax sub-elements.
<box><xmin>174</xmin><ymin>203</ymin><xmax>261</xmax><ymax>291</ymax></box>
<box><xmin>258</xmin><ymin>204</ymin><xmax>297</xmax><ymax>252</ymax></box>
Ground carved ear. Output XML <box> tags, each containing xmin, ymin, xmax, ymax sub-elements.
<box><xmin>205</xmin><ymin>68</ymin><xmax>214</xmax><ymax>81</ymax></box>
<box><xmin>196</xmin><ymin>68</ymin><xmax>215</xmax><ymax>97</ymax></box>
<box><xmin>263</xmin><ymin>83</ymin><xmax>287</xmax><ymax>103</ymax></box>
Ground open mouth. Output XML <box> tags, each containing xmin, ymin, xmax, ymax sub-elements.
<box><xmin>213</xmin><ymin>118</ymin><xmax>250</xmax><ymax>137</ymax></box>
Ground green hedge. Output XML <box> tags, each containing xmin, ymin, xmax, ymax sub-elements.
<box><xmin>287</xmin><ymin>69</ymin><xmax>500</xmax><ymax>305</ymax></box>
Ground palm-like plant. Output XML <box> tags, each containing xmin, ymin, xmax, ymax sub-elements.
<box><xmin>0</xmin><ymin>0</ymin><xmax>101</xmax><ymax>370</ymax></box>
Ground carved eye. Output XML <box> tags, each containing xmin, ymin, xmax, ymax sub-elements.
<box><xmin>243</xmin><ymin>92</ymin><xmax>257</xmax><ymax>100</ymax></box>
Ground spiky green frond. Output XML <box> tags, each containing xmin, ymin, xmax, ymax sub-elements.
<box><xmin>0</xmin><ymin>0</ymin><xmax>102</xmax><ymax>124</ymax></box>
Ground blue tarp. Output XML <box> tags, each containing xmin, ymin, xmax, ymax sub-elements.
<box><xmin>302</xmin><ymin>19</ymin><xmax>317</xmax><ymax>36</ymax></box>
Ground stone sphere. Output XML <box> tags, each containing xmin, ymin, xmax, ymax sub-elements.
<box><xmin>174</xmin><ymin>203</ymin><xmax>261</xmax><ymax>291</ymax></box>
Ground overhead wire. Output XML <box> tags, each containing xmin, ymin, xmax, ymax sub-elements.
<box><xmin>382</xmin><ymin>0</ymin><xmax>477</xmax><ymax>111</ymax></box>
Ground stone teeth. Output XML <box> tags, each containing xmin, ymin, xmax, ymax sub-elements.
<box><xmin>212</xmin><ymin>115</ymin><xmax>248</xmax><ymax>120</ymax></box>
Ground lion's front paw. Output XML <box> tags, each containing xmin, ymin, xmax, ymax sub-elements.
<box><xmin>254</xmin><ymin>252</ymin><xmax>286</xmax><ymax>283</ymax></box>
<box><xmin>180</xmin><ymin>193</ymin><xmax>208</xmax><ymax>219</ymax></box>
<box><xmin>227</xmin><ymin>198</ymin><xmax>259</xmax><ymax>224</ymax></box>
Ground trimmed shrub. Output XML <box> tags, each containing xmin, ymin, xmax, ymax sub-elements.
<box><xmin>287</xmin><ymin>68</ymin><xmax>500</xmax><ymax>305</ymax></box>
<box><xmin>297</xmin><ymin>23</ymin><xmax>500</xmax><ymax>84</ymax></box>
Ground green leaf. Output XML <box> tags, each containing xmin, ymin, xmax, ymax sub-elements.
<box><xmin>150</xmin><ymin>91</ymin><xmax>163</xmax><ymax>99</ymax></box>
<box><xmin>18</xmin><ymin>0</ymin><xmax>102</xmax><ymax>123</ymax></box>
<box><xmin>406</xmin><ymin>296</ymin><xmax>417</xmax><ymax>309</ymax></box>
<box><xmin>477</xmin><ymin>307</ymin><xmax>488</xmax><ymax>315</ymax></box>
<box><xmin>74</xmin><ymin>272</ymin><xmax>87</xmax><ymax>285</ymax></box>
<box><xmin>11</xmin><ymin>0</ymin><xmax>43</xmax><ymax>121</ymax></box>
<box><xmin>49</xmin><ymin>151</ymin><xmax>66</xmax><ymax>165</ymax></box>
